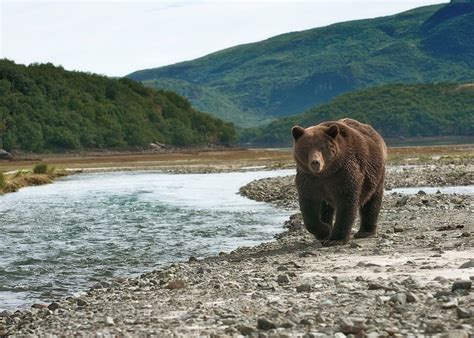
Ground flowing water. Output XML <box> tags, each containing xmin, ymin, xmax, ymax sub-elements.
<box><xmin>0</xmin><ymin>170</ymin><xmax>295</xmax><ymax>310</ymax></box>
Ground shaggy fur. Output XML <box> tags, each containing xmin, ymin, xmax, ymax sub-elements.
<box><xmin>292</xmin><ymin>118</ymin><xmax>387</xmax><ymax>245</ymax></box>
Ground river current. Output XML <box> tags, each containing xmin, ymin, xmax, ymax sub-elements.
<box><xmin>0</xmin><ymin>170</ymin><xmax>295</xmax><ymax>310</ymax></box>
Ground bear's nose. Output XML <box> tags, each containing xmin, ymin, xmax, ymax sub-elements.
<box><xmin>311</xmin><ymin>160</ymin><xmax>320</xmax><ymax>171</ymax></box>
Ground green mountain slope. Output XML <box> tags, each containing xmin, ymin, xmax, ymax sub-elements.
<box><xmin>0</xmin><ymin>60</ymin><xmax>236</xmax><ymax>152</ymax></box>
<box><xmin>243</xmin><ymin>83</ymin><xmax>474</xmax><ymax>146</ymax></box>
<box><xmin>128</xmin><ymin>1</ymin><xmax>474</xmax><ymax>126</ymax></box>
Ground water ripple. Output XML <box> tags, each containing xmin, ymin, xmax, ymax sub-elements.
<box><xmin>0</xmin><ymin>169</ymin><xmax>295</xmax><ymax>310</ymax></box>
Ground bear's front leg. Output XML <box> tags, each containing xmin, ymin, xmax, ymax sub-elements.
<box><xmin>324</xmin><ymin>200</ymin><xmax>358</xmax><ymax>246</ymax></box>
<box><xmin>355</xmin><ymin>181</ymin><xmax>384</xmax><ymax>239</ymax></box>
<box><xmin>298</xmin><ymin>196</ymin><xmax>332</xmax><ymax>240</ymax></box>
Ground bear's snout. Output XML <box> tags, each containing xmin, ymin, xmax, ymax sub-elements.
<box><xmin>309</xmin><ymin>152</ymin><xmax>324</xmax><ymax>173</ymax></box>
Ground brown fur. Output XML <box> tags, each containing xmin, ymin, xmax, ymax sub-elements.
<box><xmin>291</xmin><ymin>118</ymin><xmax>387</xmax><ymax>245</ymax></box>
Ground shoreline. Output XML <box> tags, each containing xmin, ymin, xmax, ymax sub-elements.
<box><xmin>1</xmin><ymin>161</ymin><xmax>473</xmax><ymax>336</ymax></box>
<box><xmin>0</xmin><ymin>144</ymin><xmax>472</xmax><ymax>195</ymax></box>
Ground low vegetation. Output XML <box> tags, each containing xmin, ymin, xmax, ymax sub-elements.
<box><xmin>243</xmin><ymin>83</ymin><xmax>474</xmax><ymax>146</ymax></box>
<box><xmin>0</xmin><ymin>59</ymin><xmax>237</xmax><ymax>153</ymax></box>
<box><xmin>33</xmin><ymin>163</ymin><xmax>49</xmax><ymax>174</ymax></box>
<box><xmin>0</xmin><ymin>172</ymin><xmax>5</xmax><ymax>191</ymax></box>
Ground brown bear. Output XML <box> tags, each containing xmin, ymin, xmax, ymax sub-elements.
<box><xmin>291</xmin><ymin>118</ymin><xmax>387</xmax><ymax>245</ymax></box>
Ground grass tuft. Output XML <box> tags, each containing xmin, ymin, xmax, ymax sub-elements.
<box><xmin>33</xmin><ymin>163</ymin><xmax>48</xmax><ymax>174</ymax></box>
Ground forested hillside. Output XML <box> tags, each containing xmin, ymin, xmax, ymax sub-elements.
<box><xmin>128</xmin><ymin>1</ymin><xmax>474</xmax><ymax>126</ymax></box>
<box><xmin>243</xmin><ymin>83</ymin><xmax>474</xmax><ymax>146</ymax></box>
<box><xmin>0</xmin><ymin>60</ymin><xmax>236</xmax><ymax>152</ymax></box>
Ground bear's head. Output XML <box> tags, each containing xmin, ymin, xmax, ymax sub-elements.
<box><xmin>291</xmin><ymin>124</ymin><xmax>339</xmax><ymax>176</ymax></box>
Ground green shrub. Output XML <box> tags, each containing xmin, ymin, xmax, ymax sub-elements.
<box><xmin>33</xmin><ymin>163</ymin><xmax>48</xmax><ymax>174</ymax></box>
<box><xmin>0</xmin><ymin>172</ymin><xmax>5</xmax><ymax>190</ymax></box>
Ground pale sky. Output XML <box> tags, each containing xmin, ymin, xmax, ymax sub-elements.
<box><xmin>1</xmin><ymin>0</ymin><xmax>447</xmax><ymax>77</ymax></box>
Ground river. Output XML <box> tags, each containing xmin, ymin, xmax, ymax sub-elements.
<box><xmin>0</xmin><ymin>169</ymin><xmax>294</xmax><ymax>310</ymax></box>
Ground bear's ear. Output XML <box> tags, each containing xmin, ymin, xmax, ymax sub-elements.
<box><xmin>291</xmin><ymin>126</ymin><xmax>305</xmax><ymax>141</ymax></box>
<box><xmin>325</xmin><ymin>124</ymin><xmax>339</xmax><ymax>138</ymax></box>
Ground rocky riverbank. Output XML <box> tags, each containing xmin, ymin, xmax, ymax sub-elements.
<box><xmin>1</xmin><ymin>163</ymin><xmax>473</xmax><ymax>337</ymax></box>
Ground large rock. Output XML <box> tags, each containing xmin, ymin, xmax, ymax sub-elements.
<box><xmin>0</xmin><ymin>149</ymin><xmax>12</xmax><ymax>160</ymax></box>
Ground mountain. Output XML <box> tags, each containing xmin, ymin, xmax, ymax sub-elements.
<box><xmin>0</xmin><ymin>59</ymin><xmax>236</xmax><ymax>152</ymax></box>
<box><xmin>242</xmin><ymin>83</ymin><xmax>474</xmax><ymax>146</ymax></box>
<box><xmin>128</xmin><ymin>1</ymin><xmax>474</xmax><ymax>127</ymax></box>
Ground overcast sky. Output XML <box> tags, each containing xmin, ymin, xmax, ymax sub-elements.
<box><xmin>1</xmin><ymin>0</ymin><xmax>447</xmax><ymax>77</ymax></box>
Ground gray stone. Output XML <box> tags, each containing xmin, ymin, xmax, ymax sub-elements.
<box><xmin>395</xmin><ymin>196</ymin><xmax>409</xmax><ymax>207</ymax></box>
<box><xmin>334</xmin><ymin>333</ymin><xmax>346</xmax><ymax>338</ymax></box>
<box><xmin>321</xmin><ymin>299</ymin><xmax>334</xmax><ymax>306</ymax></box>
<box><xmin>257</xmin><ymin>318</ymin><xmax>277</xmax><ymax>331</ymax></box>
<box><xmin>368</xmin><ymin>283</ymin><xmax>385</xmax><ymax>290</ymax></box>
<box><xmin>92</xmin><ymin>281</ymin><xmax>111</xmax><ymax>290</ymax></box>
<box><xmin>425</xmin><ymin>320</ymin><xmax>446</xmax><ymax>334</ymax></box>
<box><xmin>280</xmin><ymin>321</ymin><xmax>294</xmax><ymax>328</ymax></box>
<box><xmin>0</xmin><ymin>310</ymin><xmax>12</xmax><ymax>317</ymax></box>
<box><xmin>76</xmin><ymin>298</ymin><xmax>88</xmax><ymax>307</ymax></box>
<box><xmin>440</xmin><ymin>330</ymin><xmax>469</xmax><ymax>338</ymax></box>
<box><xmin>390</xmin><ymin>292</ymin><xmax>407</xmax><ymax>305</ymax></box>
<box><xmin>451</xmin><ymin>280</ymin><xmax>471</xmax><ymax>292</ymax></box>
<box><xmin>166</xmin><ymin>279</ymin><xmax>186</xmax><ymax>290</ymax></box>
<box><xmin>296</xmin><ymin>283</ymin><xmax>312</xmax><ymax>293</ymax></box>
<box><xmin>277</xmin><ymin>274</ymin><xmax>290</xmax><ymax>285</ymax></box>
<box><xmin>406</xmin><ymin>292</ymin><xmax>419</xmax><ymax>303</ymax></box>
<box><xmin>393</xmin><ymin>226</ymin><xmax>404</xmax><ymax>233</ymax></box>
<box><xmin>459</xmin><ymin>260</ymin><xmax>474</xmax><ymax>269</ymax></box>
<box><xmin>238</xmin><ymin>325</ymin><xmax>255</xmax><ymax>335</ymax></box>
<box><xmin>106</xmin><ymin>316</ymin><xmax>115</xmax><ymax>326</ymax></box>
<box><xmin>456</xmin><ymin>307</ymin><xmax>473</xmax><ymax>319</ymax></box>
<box><xmin>47</xmin><ymin>302</ymin><xmax>60</xmax><ymax>311</ymax></box>
<box><xmin>442</xmin><ymin>299</ymin><xmax>458</xmax><ymax>309</ymax></box>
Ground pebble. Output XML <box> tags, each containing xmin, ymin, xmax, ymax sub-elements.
<box><xmin>334</xmin><ymin>332</ymin><xmax>346</xmax><ymax>338</ymax></box>
<box><xmin>390</xmin><ymin>292</ymin><xmax>407</xmax><ymax>305</ymax></box>
<box><xmin>105</xmin><ymin>316</ymin><xmax>115</xmax><ymax>326</ymax></box>
<box><xmin>238</xmin><ymin>325</ymin><xmax>255</xmax><ymax>335</ymax></box>
<box><xmin>393</xmin><ymin>226</ymin><xmax>404</xmax><ymax>233</ymax></box>
<box><xmin>395</xmin><ymin>196</ymin><xmax>409</xmax><ymax>206</ymax></box>
<box><xmin>166</xmin><ymin>279</ymin><xmax>186</xmax><ymax>290</ymax></box>
<box><xmin>406</xmin><ymin>292</ymin><xmax>419</xmax><ymax>303</ymax></box>
<box><xmin>47</xmin><ymin>302</ymin><xmax>60</xmax><ymax>311</ymax></box>
<box><xmin>277</xmin><ymin>274</ymin><xmax>290</xmax><ymax>285</ymax></box>
<box><xmin>0</xmin><ymin>310</ymin><xmax>12</xmax><ymax>317</ymax></box>
<box><xmin>257</xmin><ymin>318</ymin><xmax>277</xmax><ymax>331</ymax></box>
<box><xmin>451</xmin><ymin>280</ymin><xmax>471</xmax><ymax>292</ymax></box>
<box><xmin>442</xmin><ymin>299</ymin><xmax>458</xmax><ymax>309</ymax></box>
<box><xmin>367</xmin><ymin>283</ymin><xmax>385</xmax><ymax>290</ymax></box>
<box><xmin>459</xmin><ymin>260</ymin><xmax>474</xmax><ymax>269</ymax></box>
<box><xmin>441</xmin><ymin>330</ymin><xmax>470</xmax><ymax>338</ymax></box>
<box><xmin>76</xmin><ymin>298</ymin><xmax>88</xmax><ymax>307</ymax></box>
<box><xmin>456</xmin><ymin>307</ymin><xmax>473</xmax><ymax>319</ymax></box>
<box><xmin>91</xmin><ymin>281</ymin><xmax>111</xmax><ymax>290</ymax></box>
<box><xmin>296</xmin><ymin>284</ymin><xmax>312</xmax><ymax>293</ymax></box>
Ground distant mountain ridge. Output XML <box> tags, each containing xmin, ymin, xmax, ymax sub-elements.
<box><xmin>128</xmin><ymin>2</ymin><xmax>474</xmax><ymax>127</ymax></box>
